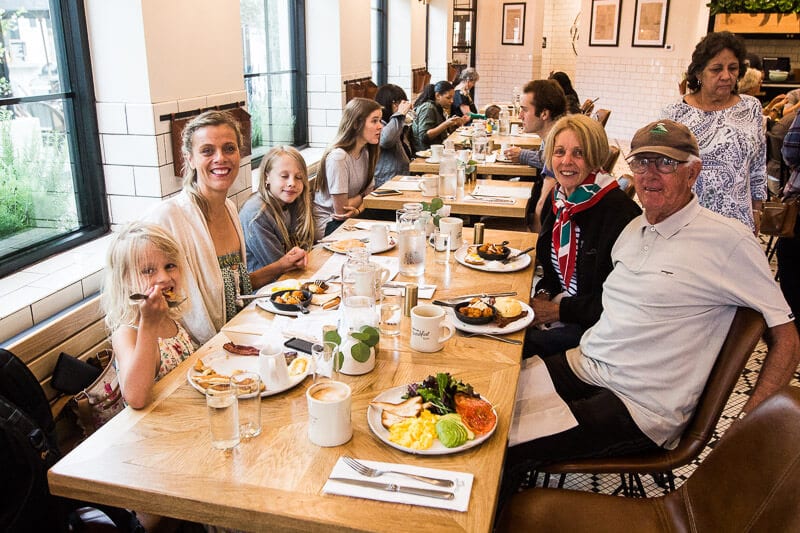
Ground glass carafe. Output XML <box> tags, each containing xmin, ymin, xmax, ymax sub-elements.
<box><xmin>340</xmin><ymin>248</ymin><xmax>380</xmax><ymax>331</ymax></box>
<box><xmin>438</xmin><ymin>149</ymin><xmax>458</xmax><ymax>200</ymax></box>
<box><xmin>397</xmin><ymin>210</ymin><xmax>426</xmax><ymax>276</ymax></box>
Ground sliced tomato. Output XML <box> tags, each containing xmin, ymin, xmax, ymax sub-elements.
<box><xmin>454</xmin><ymin>393</ymin><xmax>497</xmax><ymax>436</ymax></box>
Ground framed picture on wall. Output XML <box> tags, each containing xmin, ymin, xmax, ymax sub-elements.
<box><xmin>632</xmin><ymin>0</ymin><xmax>669</xmax><ymax>47</ymax></box>
<box><xmin>502</xmin><ymin>3</ymin><xmax>526</xmax><ymax>46</ymax></box>
<box><xmin>589</xmin><ymin>0</ymin><xmax>621</xmax><ymax>47</ymax></box>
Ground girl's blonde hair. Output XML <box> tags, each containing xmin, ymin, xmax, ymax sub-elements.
<box><xmin>248</xmin><ymin>146</ymin><xmax>315</xmax><ymax>251</ymax></box>
<box><xmin>180</xmin><ymin>110</ymin><xmax>244</xmax><ymax>219</ymax></box>
<box><xmin>544</xmin><ymin>114</ymin><xmax>610</xmax><ymax>173</ymax></box>
<box><xmin>312</xmin><ymin>97</ymin><xmax>382</xmax><ymax>196</ymax></box>
<box><xmin>102</xmin><ymin>222</ymin><xmax>186</xmax><ymax>332</ymax></box>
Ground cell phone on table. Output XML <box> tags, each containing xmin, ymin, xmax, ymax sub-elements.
<box><xmin>284</xmin><ymin>337</ymin><xmax>314</xmax><ymax>354</ymax></box>
<box><xmin>371</xmin><ymin>189</ymin><xmax>402</xmax><ymax>196</ymax></box>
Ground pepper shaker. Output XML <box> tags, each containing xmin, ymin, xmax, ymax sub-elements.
<box><xmin>473</xmin><ymin>223</ymin><xmax>485</xmax><ymax>245</ymax></box>
<box><xmin>403</xmin><ymin>283</ymin><xmax>418</xmax><ymax>317</ymax></box>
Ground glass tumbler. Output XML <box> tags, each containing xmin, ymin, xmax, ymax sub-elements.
<box><xmin>232</xmin><ymin>372</ymin><xmax>262</xmax><ymax>438</ymax></box>
<box><xmin>206</xmin><ymin>379</ymin><xmax>240</xmax><ymax>450</ymax></box>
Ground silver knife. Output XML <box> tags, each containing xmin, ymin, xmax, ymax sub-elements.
<box><xmin>502</xmin><ymin>245</ymin><xmax>536</xmax><ymax>264</ymax></box>
<box><xmin>329</xmin><ymin>478</ymin><xmax>455</xmax><ymax>500</ymax></box>
<box><xmin>435</xmin><ymin>291</ymin><xmax>517</xmax><ymax>303</ymax></box>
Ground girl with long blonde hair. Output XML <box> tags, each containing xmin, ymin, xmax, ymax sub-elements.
<box><xmin>239</xmin><ymin>146</ymin><xmax>314</xmax><ymax>280</ymax></box>
<box><xmin>102</xmin><ymin>222</ymin><xmax>195</xmax><ymax>408</ymax></box>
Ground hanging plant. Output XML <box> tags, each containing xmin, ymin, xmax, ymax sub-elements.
<box><xmin>707</xmin><ymin>0</ymin><xmax>800</xmax><ymax>15</ymax></box>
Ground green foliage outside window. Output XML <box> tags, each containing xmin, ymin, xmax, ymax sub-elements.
<box><xmin>707</xmin><ymin>0</ymin><xmax>800</xmax><ymax>15</ymax></box>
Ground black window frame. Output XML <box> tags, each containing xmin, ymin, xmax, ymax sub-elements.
<box><xmin>0</xmin><ymin>0</ymin><xmax>108</xmax><ymax>278</ymax></box>
<box><xmin>371</xmin><ymin>0</ymin><xmax>387</xmax><ymax>86</ymax></box>
<box><xmin>243</xmin><ymin>0</ymin><xmax>308</xmax><ymax>167</ymax></box>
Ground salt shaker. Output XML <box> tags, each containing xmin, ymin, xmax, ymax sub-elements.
<box><xmin>403</xmin><ymin>283</ymin><xmax>418</xmax><ymax>317</ymax></box>
<box><xmin>473</xmin><ymin>223</ymin><xmax>485</xmax><ymax>245</ymax></box>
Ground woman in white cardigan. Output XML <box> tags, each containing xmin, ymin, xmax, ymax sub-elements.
<box><xmin>145</xmin><ymin>111</ymin><xmax>305</xmax><ymax>344</ymax></box>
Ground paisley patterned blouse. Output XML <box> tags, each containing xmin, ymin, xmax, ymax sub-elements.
<box><xmin>218</xmin><ymin>251</ymin><xmax>253</xmax><ymax>322</ymax></box>
<box><xmin>662</xmin><ymin>95</ymin><xmax>767</xmax><ymax>231</ymax></box>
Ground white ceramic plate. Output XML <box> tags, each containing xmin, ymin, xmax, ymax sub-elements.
<box><xmin>324</xmin><ymin>234</ymin><xmax>397</xmax><ymax>255</ymax></box>
<box><xmin>454</xmin><ymin>245</ymin><xmax>532</xmax><ymax>273</ymax></box>
<box><xmin>446</xmin><ymin>300</ymin><xmax>534</xmax><ymax>334</ymax></box>
<box><xmin>254</xmin><ymin>280</ymin><xmax>340</xmax><ymax>316</ymax></box>
<box><xmin>425</xmin><ymin>157</ymin><xmax>441</xmax><ymax>164</ymax></box>
<box><xmin>367</xmin><ymin>384</ymin><xmax>497</xmax><ymax>455</ymax></box>
<box><xmin>415</xmin><ymin>150</ymin><xmax>431</xmax><ymax>158</ymax></box>
<box><xmin>186</xmin><ymin>350</ymin><xmax>310</xmax><ymax>397</ymax></box>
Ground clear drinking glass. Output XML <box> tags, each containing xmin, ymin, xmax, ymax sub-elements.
<box><xmin>433</xmin><ymin>228</ymin><xmax>451</xmax><ymax>264</ymax></box>
<box><xmin>232</xmin><ymin>372</ymin><xmax>262</xmax><ymax>438</ymax></box>
<box><xmin>397</xmin><ymin>211</ymin><xmax>426</xmax><ymax>276</ymax></box>
<box><xmin>379</xmin><ymin>288</ymin><xmax>402</xmax><ymax>336</ymax></box>
<box><xmin>206</xmin><ymin>380</ymin><xmax>240</xmax><ymax>450</ymax></box>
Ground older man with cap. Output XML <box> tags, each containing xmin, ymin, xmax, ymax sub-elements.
<box><xmin>501</xmin><ymin>119</ymin><xmax>799</xmax><ymax>500</ymax></box>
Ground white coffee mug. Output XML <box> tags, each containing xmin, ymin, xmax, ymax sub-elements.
<box><xmin>419</xmin><ymin>175</ymin><xmax>438</xmax><ymax>197</ymax></box>
<box><xmin>438</xmin><ymin>216</ymin><xmax>463</xmax><ymax>250</ymax></box>
<box><xmin>429</xmin><ymin>144</ymin><xmax>444</xmax><ymax>162</ymax></box>
<box><xmin>306</xmin><ymin>381</ymin><xmax>352</xmax><ymax>447</ymax></box>
<box><xmin>369</xmin><ymin>224</ymin><xmax>390</xmax><ymax>252</ymax></box>
<box><xmin>411</xmin><ymin>304</ymin><xmax>455</xmax><ymax>353</ymax></box>
<box><xmin>259</xmin><ymin>345</ymin><xmax>290</xmax><ymax>391</ymax></box>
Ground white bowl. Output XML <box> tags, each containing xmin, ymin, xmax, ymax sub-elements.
<box><xmin>768</xmin><ymin>70</ymin><xmax>789</xmax><ymax>82</ymax></box>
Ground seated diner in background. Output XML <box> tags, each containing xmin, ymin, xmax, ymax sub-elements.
<box><xmin>373</xmin><ymin>83</ymin><xmax>414</xmax><ymax>188</ymax></box>
<box><xmin>312</xmin><ymin>97</ymin><xmax>382</xmax><ymax>237</ymax></box>
<box><xmin>451</xmin><ymin>68</ymin><xmax>480</xmax><ymax>120</ymax></box>
<box><xmin>102</xmin><ymin>222</ymin><xmax>195</xmax><ymax>409</ymax></box>
<box><xmin>411</xmin><ymin>81</ymin><xmax>468</xmax><ymax>152</ymax></box>
<box><xmin>500</xmin><ymin>119</ymin><xmax>799</xmax><ymax>507</ymax></box>
<box><xmin>503</xmin><ymin>79</ymin><xmax>567</xmax><ymax>231</ymax></box>
<box><xmin>239</xmin><ymin>146</ymin><xmax>313</xmax><ymax>283</ymax></box>
<box><xmin>548</xmin><ymin>71</ymin><xmax>582</xmax><ymax>115</ymax></box>
<box><xmin>525</xmin><ymin>114</ymin><xmax>641</xmax><ymax>358</ymax></box>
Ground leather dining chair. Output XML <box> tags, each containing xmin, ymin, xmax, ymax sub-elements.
<box><xmin>603</xmin><ymin>145</ymin><xmax>620</xmax><ymax>173</ymax></box>
<box><xmin>593</xmin><ymin>109</ymin><xmax>611</xmax><ymax>128</ymax></box>
<box><xmin>496</xmin><ymin>386</ymin><xmax>800</xmax><ymax>533</ymax></box>
<box><xmin>537</xmin><ymin>307</ymin><xmax>765</xmax><ymax>496</ymax></box>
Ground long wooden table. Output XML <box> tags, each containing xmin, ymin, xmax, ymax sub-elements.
<box><xmin>408</xmin><ymin>157</ymin><xmax>537</xmax><ymax>179</ymax></box>
<box><xmin>49</xmin><ymin>225</ymin><xmax>536</xmax><ymax>533</ymax></box>
<box><xmin>364</xmin><ymin>178</ymin><xmax>532</xmax><ymax>219</ymax></box>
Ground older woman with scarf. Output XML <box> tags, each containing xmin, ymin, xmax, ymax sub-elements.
<box><xmin>524</xmin><ymin>114</ymin><xmax>641</xmax><ymax>358</ymax></box>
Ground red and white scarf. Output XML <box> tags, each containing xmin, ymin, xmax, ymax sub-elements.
<box><xmin>551</xmin><ymin>172</ymin><xmax>619</xmax><ymax>284</ymax></box>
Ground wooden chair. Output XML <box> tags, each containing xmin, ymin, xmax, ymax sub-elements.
<box><xmin>362</xmin><ymin>80</ymin><xmax>378</xmax><ymax>100</ymax></box>
<box><xmin>497</xmin><ymin>386</ymin><xmax>800</xmax><ymax>532</ymax></box>
<box><xmin>345</xmin><ymin>80</ymin><xmax>365</xmax><ymax>103</ymax></box>
<box><xmin>593</xmin><ymin>109</ymin><xmax>611</xmax><ymax>128</ymax></box>
<box><xmin>538</xmin><ymin>307</ymin><xmax>765</xmax><ymax>496</ymax></box>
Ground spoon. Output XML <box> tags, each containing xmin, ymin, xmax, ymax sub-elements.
<box><xmin>129</xmin><ymin>293</ymin><xmax>187</xmax><ymax>308</ymax></box>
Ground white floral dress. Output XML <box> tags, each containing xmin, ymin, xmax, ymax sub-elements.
<box><xmin>662</xmin><ymin>95</ymin><xmax>767</xmax><ymax>231</ymax></box>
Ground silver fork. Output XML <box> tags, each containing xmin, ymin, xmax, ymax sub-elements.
<box><xmin>314</xmin><ymin>274</ymin><xmax>339</xmax><ymax>288</ymax></box>
<box><xmin>129</xmin><ymin>294</ymin><xmax>187</xmax><ymax>308</ymax></box>
<box><xmin>463</xmin><ymin>332</ymin><xmax>522</xmax><ymax>345</ymax></box>
<box><xmin>342</xmin><ymin>456</ymin><xmax>454</xmax><ymax>488</ymax></box>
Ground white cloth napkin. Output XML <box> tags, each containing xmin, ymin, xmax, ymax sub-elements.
<box><xmin>508</xmin><ymin>355</ymin><xmax>578</xmax><ymax>447</ymax></box>
<box><xmin>464</xmin><ymin>195</ymin><xmax>516</xmax><ymax>205</ymax></box>
<box><xmin>380</xmin><ymin>181</ymin><xmax>421</xmax><ymax>191</ymax></box>
<box><xmin>323</xmin><ymin>457</ymin><xmax>473</xmax><ymax>512</ymax></box>
<box><xmin>472</xmin><ymin>183</ymin><xmax>532</xmax><ymax>199</ymax></box>
<box><xmin>270</xmin><ymin>312</ymin><xmax>339</xmax><ymax>343</ymax></box>
<box><xmin>382</xmin><ymin>282</ymin><xmax>436</xmax><ymax>300</ymax></box>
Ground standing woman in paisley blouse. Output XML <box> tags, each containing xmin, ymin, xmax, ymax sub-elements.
<box><xmin>662</xmin><ymin>31</ymin><xmax>766</xmax><ymax>234</ymax></box>
<box><xmin>146</xmin><ymin>111</ymin><xmax>276</xmax><ymax>345</ymax></box>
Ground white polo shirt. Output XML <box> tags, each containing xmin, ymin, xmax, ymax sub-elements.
<box><xmin>568</xmin><ymin>197</ymin><xmax>793</xmax><ymax>448</ymax></box>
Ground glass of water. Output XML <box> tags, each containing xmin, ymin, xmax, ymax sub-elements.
<box><xmin>206</xmin><ymin>379</ymin><xmax>240</xmax><ymax>450</ymax></box>
<box><xmin>232</xmin><ymin>372</ymin><xmax>262</xmax><ymax>439</ymax></box>
<box><xmin>433</xmin><ymin>228</ymin><xmax>451</xmax><ymax>264</ymax></box>
<box><xmin>379</xmin><ymin>288</ymin><xmax>402</xmax><ymax>336</ymax></box>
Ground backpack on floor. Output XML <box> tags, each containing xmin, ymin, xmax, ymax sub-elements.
<box><xmin>0</xmin><ymin>348</ymin><xmax>142</xmax><ymax>532</ymax></box>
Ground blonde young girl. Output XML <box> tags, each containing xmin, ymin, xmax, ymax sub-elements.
<box><xmin>102</xmin><ymin>222</ymin><xmax>195</xmax><ymax>409</ymax></box>
<box><xmin>239</xmin><ymin>146</ymin><xmax>314</xmax><ymax>280</ymax></box>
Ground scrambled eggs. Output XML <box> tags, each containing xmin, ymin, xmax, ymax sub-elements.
<box><xmin>388</xmin><ymin>410</ymin><xmax>440</xmax><ymax>450</ymax></box>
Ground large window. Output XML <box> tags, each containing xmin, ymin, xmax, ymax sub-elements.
<box><xmin>371</xmin><ymin>0</ymin><xmax>387</xmax><ymax>86</ymax></box>
<box><xmin>241</xmin><ymin>0</ymin><xmax>307</xmax><ymax>158</ymax></box>
<box><xmin>0</xmin><ymin>0</ymin><xmax>106</xmax><ymax>277</ymax></box>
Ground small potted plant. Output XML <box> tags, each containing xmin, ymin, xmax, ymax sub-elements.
<box><xmin>324</xmin><ymin>325</ymin><xmax>380</xmax><ymax>375</ymax></box>
<box><xmin>421</xmin><ymin>197</ymin><xmax>451</xmax><ymax>230</ymax></box>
